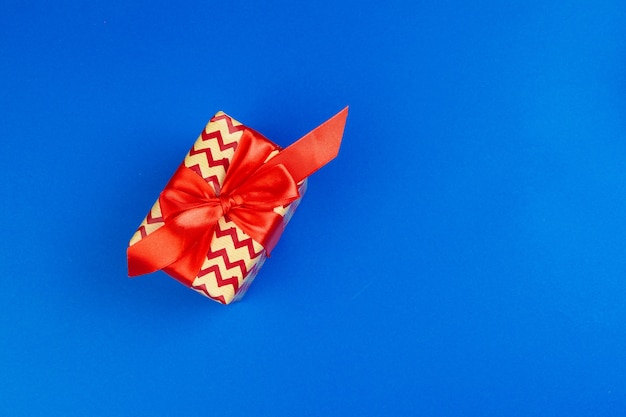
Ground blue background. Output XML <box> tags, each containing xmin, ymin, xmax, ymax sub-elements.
<box><xmin>2</xmin><ymin>1</ymin><xmax>626</xmax><ymax>415</ymax></box>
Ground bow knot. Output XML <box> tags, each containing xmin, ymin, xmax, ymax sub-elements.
<box><xmin>218</xmin><ymin>193</ymin><xmax>239</xmax><ymax>216</ymax></box>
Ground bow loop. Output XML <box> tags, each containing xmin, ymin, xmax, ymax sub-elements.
<box><xmin>231</xmin><ymin>164</ymin><xmax>300</xmax><ymax>211</ymax></box>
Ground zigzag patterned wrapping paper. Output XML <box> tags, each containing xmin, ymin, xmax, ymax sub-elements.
<box><xmin>128</xmin><ymin>108</ymin><xmax>347</xmax><ymax>304</ymax></box>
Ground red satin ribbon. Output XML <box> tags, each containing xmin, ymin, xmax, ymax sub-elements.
<box><xmin>127</xmin><ymin>107</ymin><xmax>348</xmax><ymax>285</ymax></box>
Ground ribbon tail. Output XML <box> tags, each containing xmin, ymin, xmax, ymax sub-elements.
<box><xmin>127</xmin><ymin>224</ymin><xmax>191</xmax><ymax>276</ymax></box>
<box><xmin>162</xmin><ymin>232</ymin><xmax>214</xmax><ymax>287</ymax></box>
<box><xmin>127</xmin><ymin>219</ymin><xmax>214</xmax><ymax>283</ymax></box>
<box><xmin>263</xmin><ymin>107</ymin><xmax>348</xmax><ymax>183</ymax></box>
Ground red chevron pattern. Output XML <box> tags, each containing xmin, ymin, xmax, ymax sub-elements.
<box><xmin>210</xmin><ymin>113</ymin><xmax>246</xmax><ymax>134</ymax></box>
<box><xmin>214</xmin><ymin>222</ymin><xmax>263</xmax><ymax>259</ymax></box>
<box><xmin>191</xmin><ymin>282</ymin><xmax>227</xmax><ymax>304</ymax></box>
<box><xmin>137</xmin><ymin>210</ymin><xmax>164</xmax><ymax>238</ymax></box>
<box><xmin>192</xmin><ymin>246</ymin><xmax>254</xmax><ymax>302</ymax></box>
<box><xmin>201</xmin><ymin>127</ymin><xmax>239</xmax><ymax>152</ymax></box>
<box><xmin>186</xmin><ymin>139</ymin><xmax>232</xmax><ymax>192</ymax></box>
<box><xmin>183</xmin><ymin>111</ymin><xmax>243</xmax><ymax>195</ymax></box>
<box><xmin>203</xmin><ymin>248</ymin><xmax>247</xmax><ymax>278</ymax></box>
<box><xmin>188</xmin><ymin>143</ymin><xmax>231</xmax><ymax>171</ymax></box>
<box><xmin>197</xmin><ymin>260</ymin><xmax>241</xmax><ymax>291</ymax></box>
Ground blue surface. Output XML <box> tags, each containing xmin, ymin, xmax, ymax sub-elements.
<box><xmin>2</xmin><ymin>1</ymin><xmax>626</xmax><ymax>415</ymax></box>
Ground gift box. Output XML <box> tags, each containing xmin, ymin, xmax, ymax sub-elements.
<box><xmin>127</xmin><ymin>108</ymin><xmax>347</xmax><ymax>304</ymax></box>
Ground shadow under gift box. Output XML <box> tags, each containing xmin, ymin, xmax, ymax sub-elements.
<box><xmin>127</xmin><ymin>109</ymin><xmax>346</xmax><ymax>304</ymax></box>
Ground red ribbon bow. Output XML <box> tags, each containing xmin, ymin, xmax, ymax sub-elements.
<box><xmin>127</xmin><ymin>107</ymin><xmax>348</xmax><ymax>285</ymax></box>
